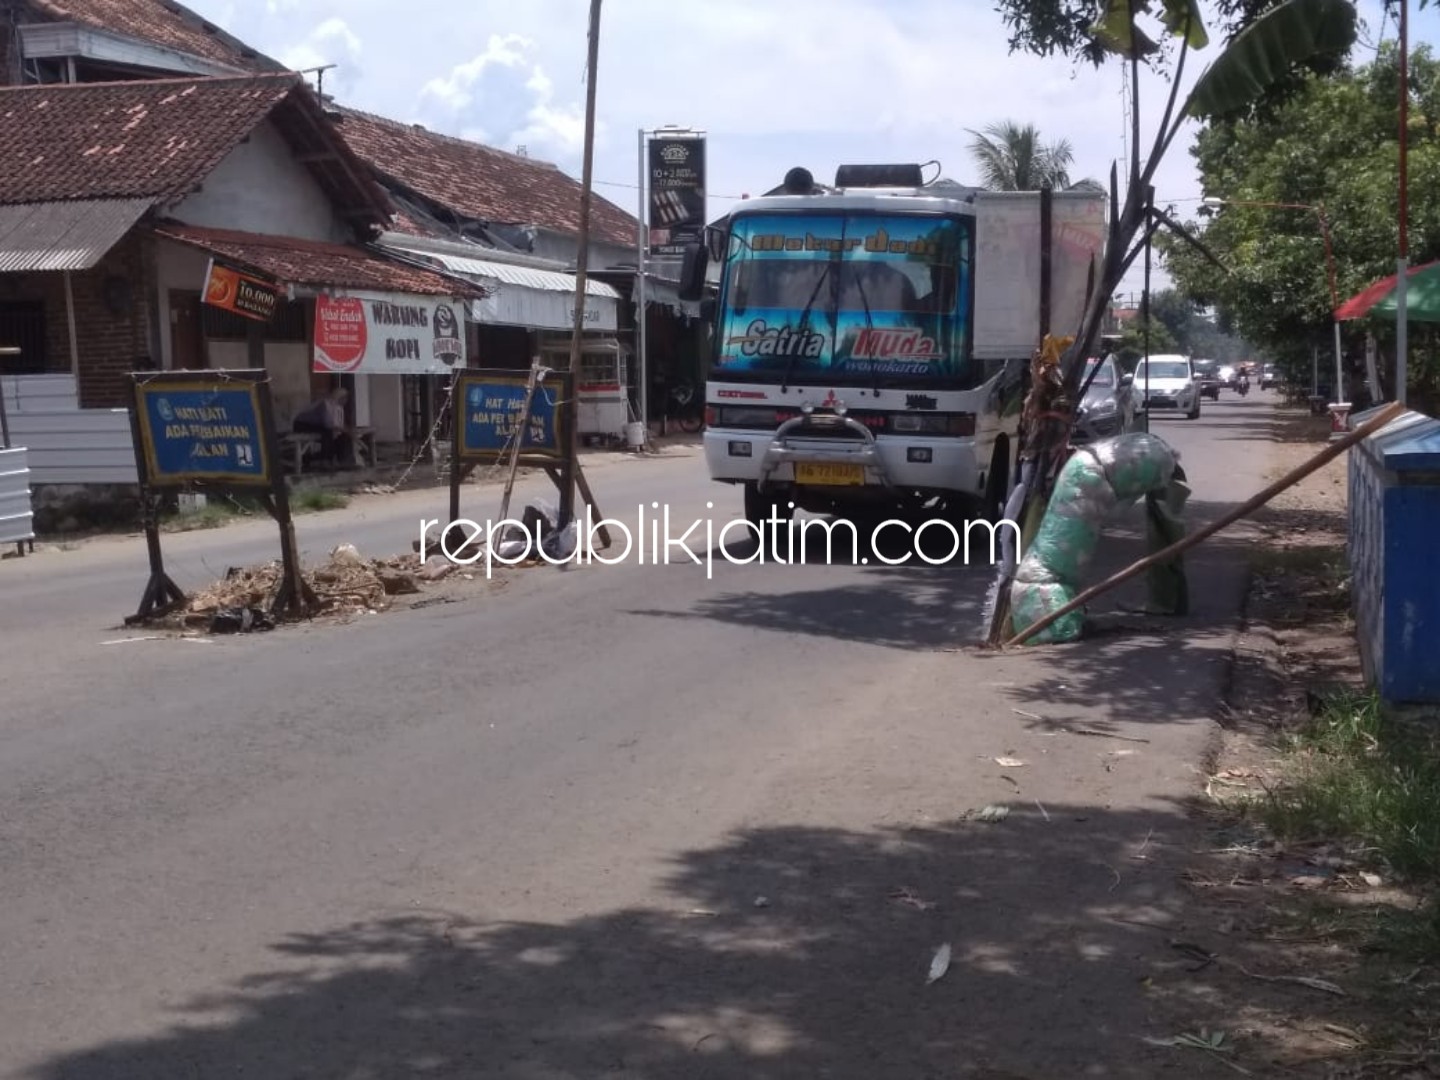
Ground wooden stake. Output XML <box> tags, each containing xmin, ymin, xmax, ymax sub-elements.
<box><xmin>1003</xmin><ymin>401</ymin><xmax>1406</xmax><ymax>648</ymax></box>
<box><xmin>498</xmin><ymin>360</ymin><xmax>542</xmax><ymax>526</ymax></box>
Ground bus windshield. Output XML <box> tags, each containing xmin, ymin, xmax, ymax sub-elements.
<box><xmin>712</xmin><ymin>211</ymin><xmax>972</xmax><ymax>384</ymax></box>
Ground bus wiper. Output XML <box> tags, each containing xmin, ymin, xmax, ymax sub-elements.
<box><xmin>782</xmin><ymin>259</ymin><xmax>834</xmax><ymax>393</ymax></box>
<box><xmin>849</xmin><ymin>266</ymin><xmax>881</xmax><ymax>398</ymax></box>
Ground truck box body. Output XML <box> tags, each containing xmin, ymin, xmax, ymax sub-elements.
<box><xmin>971</xmin><ymin>190</ymin><xmax>1108</xmax><ymax>360</ymax></box>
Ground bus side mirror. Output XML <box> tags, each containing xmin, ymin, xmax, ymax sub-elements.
<box><xmin>677</xmin><ymin>242</ymin><xmax>708</xmax><ymax>302</ymax></box>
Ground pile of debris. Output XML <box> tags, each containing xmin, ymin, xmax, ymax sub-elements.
<box><xmin>153</xmin><ymin>545</ymin><xmax>423</xmax><ymax>633</ymax></box>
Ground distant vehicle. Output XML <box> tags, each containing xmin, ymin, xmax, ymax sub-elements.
<box><xmin>1073</xmin><ymin>355</ymin><xmax>1137</xmax><ymax>444</ymax></box>
<box><xmin>1132</xmin><ymin>354</ymin><xmax>1202</xmax><ymax>419</ymax></box>
<box><xmin>1259</xmin><ymin>364</ymin><xmax>1281</xmax><ymax>390</ymax></box>
<box><xmin>1191</xmin><ymin>358</ymin><xmax>1222</xmax><ymax>401</ymax></box>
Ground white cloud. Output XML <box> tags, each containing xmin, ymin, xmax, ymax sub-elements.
<box><xmin>276</xmin><ymin>15</ymin><xmax>362</xmax><ymax>80</ymax></box>
<box><xmin>421</xmin><ymin>33</ymin><xmax>532</xmax><ymax>111</ymax></box>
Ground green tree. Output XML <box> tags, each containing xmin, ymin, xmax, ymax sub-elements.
<box><xmin>995</xmin><ymin>0</ymin><xmax>1355</xmax><ymax>108</ymax></box>
<box><xmin>1148</xmin><ymin>288</ymin><xmax>1200</xmax><ymax>346</ymax></box>
<box><xmin>966</xmin><ymin>121</ymin><xmax>1075</xmax><ymax>190</ymax></box>
<box><xmin>1163</xmin><ymin>43</ymin><xmax>1440</xmax><ymax>400</ymax></box>
<box><xmin>980</xmin><ymin>0</ymin><xmax>1359</xmax><ymax>644</ymax></box>
<box><xmin>1113</xmin><ymin>316</ymin><xmax>1179</xmax><ymax>364</ymax></box>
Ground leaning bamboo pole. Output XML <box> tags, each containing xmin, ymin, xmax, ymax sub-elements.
<box><xmin>1003</xmin><ymin>400</ymin><xmax>1405</xmax><ymax>648</ymax></box>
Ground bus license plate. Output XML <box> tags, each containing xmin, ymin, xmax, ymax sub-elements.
<box><xmin>795</xmin><ymin>462</ymin><xmax>864</xmax><ymax>486</ymax></box>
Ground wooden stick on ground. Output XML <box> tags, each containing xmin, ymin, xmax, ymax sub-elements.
<box><xmin>1003</xmin><ymin>401</ymin><xmax>1405</xmax><ymax>648</ymax></box>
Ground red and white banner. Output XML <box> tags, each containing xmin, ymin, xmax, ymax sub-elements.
<box><xmin>313</xmin><ymin>291</ymin><xmax>467</xmax><ymax>375</ymax></box>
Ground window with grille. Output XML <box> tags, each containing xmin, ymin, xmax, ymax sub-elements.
<box><xmin>0</xmin><ymin>302</ymin><xmax>47</xmax><ymax>373</ymax></box>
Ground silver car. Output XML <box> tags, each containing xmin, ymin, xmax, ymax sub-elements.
<box><xmin>1073</xmin><ymin>354</ymin><xmax>1138</xmax><ymax>443</ymax></box>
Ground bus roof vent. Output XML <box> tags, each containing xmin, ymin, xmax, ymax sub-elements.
<box><xmin>834</xmin><ymin>163</ymin><xmax>924</xmax><ymax>189</ymax></box>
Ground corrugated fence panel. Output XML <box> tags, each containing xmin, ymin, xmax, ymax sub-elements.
<box><xmin>1</xmin><ymin>374</ymin><xmax>137</xmax><ymax>484</ymax></box>
<box><xmin>2</xmin><ymin>374</ymin><xmax>85</xmax><ymax>412</ymax></box>
<box><xmin>0</xmin><ymin>447</ymin><xmax>35</xmax><ymax>543</ymax></box>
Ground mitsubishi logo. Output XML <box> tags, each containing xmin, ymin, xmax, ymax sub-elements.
<box><xmin>820</xmin><ymin>389</ymin><xmax>838</xmax><ymax>408</ymax></box>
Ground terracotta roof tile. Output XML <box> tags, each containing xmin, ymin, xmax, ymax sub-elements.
<box><xmin>335</xmin><ymin>108</ymin><xmax>637</xmax><ymax>248</ymax></box>
<box><xmin>0</xmin><ymin>74</ymin><xmax>304</xmax><ymax>204</ymax></box>
<box><xmin>153</xmin><ymin>223</ymin><xmax>487</xmax><ymax>298</ymax></box>
<box><xmin>29</xmin><ymin>0</ymin><xmax>282</xmax><ymax>72</ymax></box>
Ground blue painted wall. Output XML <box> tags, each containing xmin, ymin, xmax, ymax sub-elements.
<box><xmin>1349</xmin><ymin>406</ymin><xmax>1440</xmax><ymax>704</ymax></box>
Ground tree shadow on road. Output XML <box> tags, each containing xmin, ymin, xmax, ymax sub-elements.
<box><xmin>24</xmin><ymin>805</ymin><xmax>1364</xmax><ymax>1080</ymax></box>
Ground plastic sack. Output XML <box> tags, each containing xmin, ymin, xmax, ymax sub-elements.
<box><xmin>1009</xmin><ymin>433</ymin><xmax>1180</xmax><ymax>644</ymax></box>
<box><xmin>541</xmin><ymin>521</ymin><xmax>579</xmax><ymax>562</ymax></box>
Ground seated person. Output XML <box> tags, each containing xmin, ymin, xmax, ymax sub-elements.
<box><xmin>291</xmin><ymin>386</ymin><xmax>352</xmax><ymax>467</ymax></box>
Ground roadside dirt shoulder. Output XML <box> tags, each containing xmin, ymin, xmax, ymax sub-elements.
<box><xmin>1166</xmin><ymin>410</ymin><xmax>1436</xmax><ymax>1077</ymax></box>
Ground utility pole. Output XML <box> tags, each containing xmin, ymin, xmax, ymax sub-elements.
<box><xmin>559</xmin><ymin>0</ymin><xmax>601</xmax><ymax>529</ymax></box>
<box><xmin>1396</xmin><ymin>0</ymin><xmax>1410</xmax><ymax>405</ymax></box>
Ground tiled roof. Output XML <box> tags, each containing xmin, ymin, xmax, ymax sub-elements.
<box><xmin>0</xmin><ymin>74</ymin><xmax>300</xmax><ymax>203</ymax></box>
<box><xmin>29</xmin><ymin>0</ymin><xmax>282</xmax><ymax>72</ymax></box>
<box><xmin>153</xmin><ymin>223</ymin><xmax>488</xmax><ymax>299</ymax></box>
<box><xmin>334</xmin><ymin>107</ymin><xmax>638</xmax><ymax>248</ymax></box>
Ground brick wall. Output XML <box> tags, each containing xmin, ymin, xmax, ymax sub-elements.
<box><xmin>76</xmin><ymin>232</ymin><xmax>156</xmax><ymax>408</ymax></box>
<box><xmin>5</xmin><ymin>231</ymin><xmax>157</xmax><ymax>406</ymax></box>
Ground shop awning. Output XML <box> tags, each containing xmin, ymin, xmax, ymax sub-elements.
<box><xmin>0</xmin><ymin>198</ymin><xmax>153</xmax><ymax>272</ymax></box>
<box><xmin>1335</xmin><ymin>260</ymin><xmax>1440</xmax><ymax>323</ymax></box>
<box><xmin>152</xmin><ymin>224</ymin><xmax>487</xmax><ymax>298</ymax></box>
<box><xmin>384</xmin><ymin>245</ymin><xmax>621</xmax><ymax>332</ymax></box>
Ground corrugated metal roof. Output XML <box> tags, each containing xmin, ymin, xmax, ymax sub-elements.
<box><xmin>389</xmin><ymin>245</ymin><xmax>622</xmax><ymax>299</ymax></box>
<box><xmin>0</xmin><ymin>198</ymin><xmax>153</xmax><ymax>272</ymax></box>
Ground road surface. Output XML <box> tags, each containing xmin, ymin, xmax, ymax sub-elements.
<box><xmin>0</xmin><ymin>392</ymin><xmax>1285</xmax><ymax>1078</ymax></box>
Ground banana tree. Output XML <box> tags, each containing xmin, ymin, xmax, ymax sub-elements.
<box><xmin>989</xmin><ymin>0</ymin><xmax>1359</xmax><ymax>644</ymax></box>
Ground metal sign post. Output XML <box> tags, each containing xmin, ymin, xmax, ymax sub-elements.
<box><xmin>638</xmin><ymin>125</ymin><xmax>707</xmax><ymax>446</ymax></box>
<box><xmin>635</xmin><ymin>127</ymin><xmax>649</xmax><ymax>445</ymax></box>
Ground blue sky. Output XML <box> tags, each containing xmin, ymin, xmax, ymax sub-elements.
<box><xmin>190</xmin><ymin>0</ymin><xmax>1431</xmax><ymax>299</ymax></box>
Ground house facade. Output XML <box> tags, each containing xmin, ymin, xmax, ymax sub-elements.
<box><xmin>0</xmin><ymin>73</ymin><xmax>485</xmax><ymax>485</ymax></box>
<box><xmin>333</xmin><ymin>108</ymin><xmax>709</xmax><ymax>436</ymax></box>
<box><xmin>0</xmin><ymin>0</ymin><xmax>705</xmax><ymax>482</ymax></box>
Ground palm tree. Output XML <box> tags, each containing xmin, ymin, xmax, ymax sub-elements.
<box><xmin>965</xmin><ymin>121</ymin><xmax>1075</xmax><ymax>191</ymax></box>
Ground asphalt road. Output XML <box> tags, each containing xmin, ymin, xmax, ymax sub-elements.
<box><xmin>0</xmin><ymin>391</ymin><xmax>1289</xmax><ymax>1079</ymax></box>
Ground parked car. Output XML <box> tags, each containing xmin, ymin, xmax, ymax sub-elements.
<box><xmin>1191</xmin><ymin>358</ymin><xmax>1222</xmax><ymax>401</ymax></box>
<box><xmin>1073</xmin><ymin>354</ymin><xmax>1137</xmax><ymax>443</ymax></box>
<box><xmin>1132</xmin><ymin>354</ymin><xmax>1202</xmax><ymax>419</ymax></box>
<box><xmin>1259</xmin><ymin>364</ymin><xmax>1281</xmax><ymax>390</ymax></box>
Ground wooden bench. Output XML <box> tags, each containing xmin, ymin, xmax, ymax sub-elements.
<box><xmin>278</xmin><ymin>431</ymin><xmax>320</xmax><ymax>473</ymax></box>
<box><xmin>278</xmin><ymin>428</ymin><xmax>375</xmax><ymax>473</ymax></box>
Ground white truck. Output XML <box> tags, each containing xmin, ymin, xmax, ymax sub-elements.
<box><xmin>675</xmin><ymin>164</ymin><xmax>1107</xmax><ymax>530</ymax></box>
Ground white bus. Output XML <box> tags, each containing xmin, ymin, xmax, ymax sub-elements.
<box><xmin>676</xmin><ymin>164</ymin><xmax>1107</xmax><ymax>532</ymax></box>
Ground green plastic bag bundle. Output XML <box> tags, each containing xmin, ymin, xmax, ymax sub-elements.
<box><xmin>1009</xmin><ymin>433</ymin><xmax>1180</xmax><ymax>644</ymax></box>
